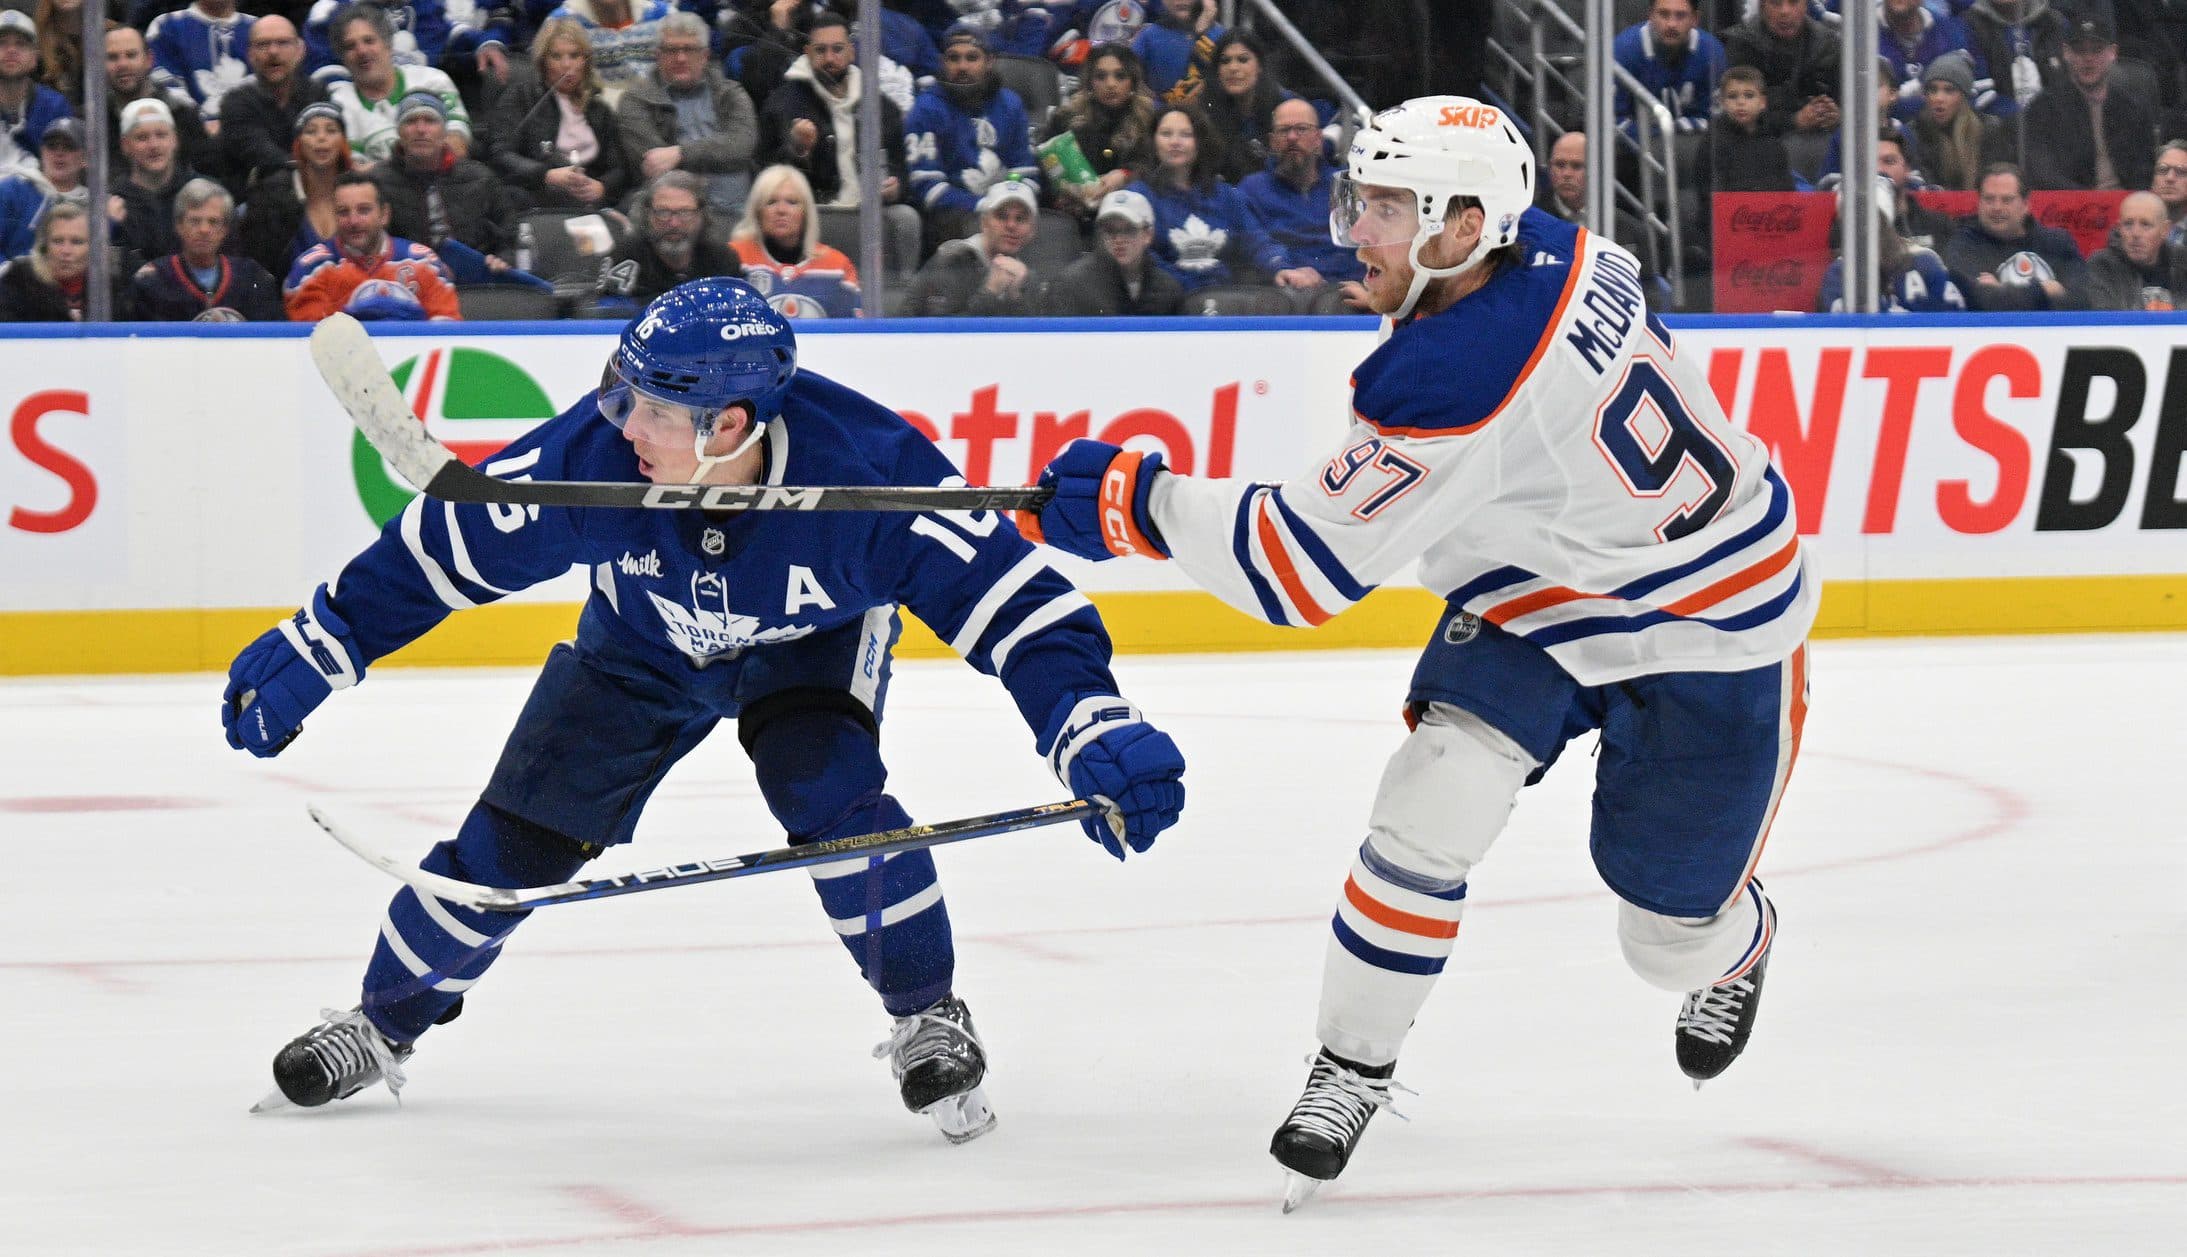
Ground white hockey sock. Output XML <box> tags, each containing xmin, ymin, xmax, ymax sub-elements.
<box><xmin>1619</xmin><ymin>881</ymin><xmax>1774</xmax><ymax>993</ymax></box>
<box><xmin>1316</xmin><ymin>840</ymin><xmax>1468</xmax><ymax>1067</ymax></box>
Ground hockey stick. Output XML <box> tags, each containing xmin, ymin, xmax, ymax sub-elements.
<box><xmin>309</xmin><ymin>313</ymin><xmax>1055</xmax><ymax>512</ymax></box>
<box><xmin>306</xmin><ymin>798</ymin><xmax>1103</xmax><ymax>913</ymax></box>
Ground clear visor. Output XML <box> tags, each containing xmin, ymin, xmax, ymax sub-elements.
<box><xmin>1329</xmin><ymin>174</ymin><xmax>1425</xmax><ymax>249</ymax></box>
<box><xmin>598</xmin><ymin>359</ymin><xmax>725</xmax><ymax>448</ymax></box>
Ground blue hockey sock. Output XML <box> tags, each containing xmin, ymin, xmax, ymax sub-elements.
<box><xmin>748</xmin><ymin>706</ymin><xmax>955</xmax><ymax>1016</ymax></box>
<box><xmin>360</xmin><ymin>802</ymin><xmax>592</xmax><ymax>1042</ymax></box>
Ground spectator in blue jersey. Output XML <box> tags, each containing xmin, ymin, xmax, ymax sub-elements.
<box><xmin>1723</xmin><ymin>0</ymin><xmax>1841</xmax><ymax>137</ymax></box>
<box><xmin>761</xmin><ymin>11</ymin><xmax>907</xmax><ymax>208</ymax></box>
<box><xmin>1127</xmin><ymin>103</ymin><xmax>1300</xmax><ymax>293</ymax></box>
<box><xmin>2021</xmin><ymin>15</ymin><xmax>2156</xmax><ymax>191</ymax></box>
<box><xmin>1614</xmin><ymin>0</ymin><xmax>1727</xmax><ymax>137</ymax></box>
<box><xmin>1043</xmin><ymin>184</ymin><xmax>1182</xmax><ymax>314</ymax></box>
<box><xmin>2087</xmin><ymin>190</ymin><xmax>2187</xmax><ymax>309</ymax></box>
<box><xmin>130</xmin><ymin>178</ymin><xmax>286</xmax><ymax>319</ymax></box>
<box><xmin>905</xmin><ymin>26</ymin><xmax>1040</xmax><ymax>251</ymax></box>
<box><xmin>1130</xmin><ymin>0</ymin><xmax>1217</xmax><ymax>106</ymax></box>
<box><xmin>1818</xmin><ymin>174</ymin><xmax>1968</xmax><ymax>312</ymax></box>
<box><xmin>1911</xmin><ymin>53</ymin><xmax>2013</xmax><ymax>189</ymax></box>
<box><xmin>218</xmin><ymin>16</ymin><xmax>331</xmax><ymax>190</ymax></box>
<box><xmin>304</xmin><ymin>0</ymin><xmax>452</xmax><ymax>73</ymax></box>
<box><xmin>908</xmin><ymin>175</ymin><xmax>1048</xmax><ymax>315</ymax></box>
<box><xmin>238</xmin><ymin>102</ymin><xmax>351</xmax><ymax>285</ymax></box>
<box><xmin>1943</xmin><ymin>161</ymin><xmax>2089</xmax><ymax>309</ymax></box>
<box><xmin>1239</xmin><ymin>97</ymin><xmax>1361</xmax><ymax>293</ymax></box>
<box><xmin>544</xmin><ymin>0</ymin><xmax>673</xmax><ymax>101</ymax></box>
<box><xmin>0</xmin><ymin>11</ymin><xmax>71</xmax><ymax>174</ymax></box>
<box><xmin>1200</xmin><ymin>29</ymin><xmax>1290</xmax><ymax>183</ymax></box>
<box><xmin>729</xmin><ymin>162</ymin><xmax>861</xmax><ymax>317</ymax></box>
<box><xmin>1039</xmin><ymin>41</ymin><xmax>1156</xmax><ymax>215</ymax></box>
<box><xmin>0</xmin><ymin>115</ymin><xmax>83</xmax><ymax>257</ymax></box>
<box><xmin>489</xmin><ymin>17</ymin><xmax>631</xmax><ymax>210</ymax></box>
<box><xmin>1879</xmin><ymin>0</ymin><xmax>1998</xmax><ymax>120</ymax></box>
<box><xmin>147</xmin><ymin>0</ymin><xmax>255</xmax><ymax>125</ymax></box>
<box><xmin>616</xmin><ymin>12</ymin><xmax>759</xmax><ymax>223</ymax></box>
<box><xmin>1962</xmin><ymin>0</ymin><xmax>2069</xmax><ymax>116</ymax></box>
<box><xmin>597</xmin><ymin>169</ymin><xmax>736</xmax><ymax>308</ymax></box>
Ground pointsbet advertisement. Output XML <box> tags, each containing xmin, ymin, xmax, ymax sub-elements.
<box><xmin>1</xmin><ymin>318</ymin><xmax>2182</xmax><ymax>674</ymax></box>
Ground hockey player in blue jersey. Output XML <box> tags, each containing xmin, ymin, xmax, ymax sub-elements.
<box><xmin>1026</xmin><ymin>98</ymin><xmax>1814</xmax><ymax>1209</ymax></box>
<box><xmin>226</xmin><ymin>278</ymin><xmax>1186</xmax><ymax>1141</ymax></box>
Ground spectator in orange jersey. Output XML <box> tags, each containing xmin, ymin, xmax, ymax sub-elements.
<box><xmin>284</xmin><ymin>170</ymin><xmax>460</xmax><ymax>321</ymax></box>
<box><xmin>729</xmin><ymin>163</ymin><xmax>860</xmax><ymax>318</ymax></box>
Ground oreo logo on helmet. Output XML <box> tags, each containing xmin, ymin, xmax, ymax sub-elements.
<box><xmin>1998</xmin><ymin>251</ymin><xmax>2056</xmax><ymax>286</ymax></box>
<box><xmin>720</xmin><ymin>320</ymin><xmax>777</xmax><ymax>340</ymax></box>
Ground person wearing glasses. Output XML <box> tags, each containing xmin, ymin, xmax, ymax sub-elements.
<box><xmin>1238</xmin><ymin>97</ymin><xmax>1360</xmax><ymax>298</ymax></box>
<box><xmin>217</xmin><ymin>16</ymin><xmax>330</xmax><ymax>189</ymax></box>
<box><xmin>598</xmin><ymin>169</ymin><xmax>737</xmax><ymax>307</ymax></box>
<box><xmin>2150</xmin><ymin>140</ymin><xmax>2187</xmax><ymax>245</ymax></box>
<box><xmin>617</xmin><ymin>10</ymin><xmax>759</xmax><ymax>223</ymax></box>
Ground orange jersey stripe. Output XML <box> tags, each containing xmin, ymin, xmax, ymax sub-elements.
<box><xmin>1661</xmin><ymin>536</ymin><xmax>1801</xmax><ymax>617</ymax></box>
<box><xmin>1254</xmin><ymin>497</ymin><xmax>1333</xmax><ymax>626</ymax></box>
<box><xmin>1343</xmin><ymin>876</ymin><xmax>1462</xmax><ymax>939</ymax></box>
<box><xmin>1483</xmin><ymin>584</ymin><xmax>1592</xmax><ymax>625</ymax></box>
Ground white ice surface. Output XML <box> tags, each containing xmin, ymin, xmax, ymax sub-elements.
<box><xmin>2</xmin><ymin>635</ymin><xmax>2183</xmax><ymax>1255</ymax></box>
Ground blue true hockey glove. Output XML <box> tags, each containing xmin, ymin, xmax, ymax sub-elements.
<box><xmin>222</xmin><ymin>584</ymin><xmax>364</xmax><ymax>758</ymax></box>
<box><xmin>1044</xmin><ymin>696</ymin><xmax>1187</xmax><ymax>859</ymax></box>
<box><xmin>1018</xmin><ymin>440</ymin><xmax>1170</xmax><ymax>562</ymax></box>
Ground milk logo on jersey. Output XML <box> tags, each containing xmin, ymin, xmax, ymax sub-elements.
<box><xmin>354</xmin><ymin>348</ymin><xmax>556</xmax><ymax>526</ymax></box>
<box><xmin>1169</xmin><ymin>215</ymin><xmax>1228</xmax><ymax>271</ymax></box>
<box><xmin>647</xmin><ymin>572</ymin><xmax>816</xmax><ymax>660</ymax></box>
<box><xmin>617</xmin><ymin>549</ymin><xmax>663</xmax><ymax>578</ymax></box>
<box><xmin>1997</xmin><ymin>251</ymin><xmax>2056</xmax><ymax>287</ymax></box>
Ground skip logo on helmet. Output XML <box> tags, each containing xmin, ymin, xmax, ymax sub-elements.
<box><xmin>1437</xmin><ymin>104</ymin><xmax>1500</xmax><ymax>129</ymax></box>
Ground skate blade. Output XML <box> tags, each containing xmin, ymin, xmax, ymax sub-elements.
<box><xmin>924</xmin><ymin>1085</ymin><xmax>997</xmax><ymax>1145</ymax></box>
<box><xmin>1280</xmin><ymin>1171</ymin><xmax>1325</xmax><ymax>1214</ymax></box>
<box><xmin>249</xmin><ymin>1087</ymin><xmax>297</xmax><ymax>1115</ymax></box>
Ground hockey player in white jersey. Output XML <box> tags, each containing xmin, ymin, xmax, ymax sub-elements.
<box><xmin>1024</xmin><ymin>97</ymin><xmax>1815</xmax><ymax>1207</ymax></box>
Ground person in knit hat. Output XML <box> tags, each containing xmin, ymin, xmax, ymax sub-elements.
<box><xmin>1911</xmin><ymin>52</ymin><xmax>2011</xmax><ymax>190</ymax></box>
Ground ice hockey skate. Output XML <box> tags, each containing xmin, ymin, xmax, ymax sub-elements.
<box><xmin>1676</xmin><ymin>906</ymin><xmax>1777</xmax><ymax>1087</ymax></box>
<box><xmin>873</xmin><ymin>994</ymin><xmax>995</xmax><ymax>1143</ymax></box>
<box><xmin>251</xmin><ymin>1007</ymin><xmax>413</xmax><ymax>1113</ymax></box>
<box><xmin>1270</xmin><ymin>1049</ymin><xmax>1405</xmax><ymax>1212</ymax></box>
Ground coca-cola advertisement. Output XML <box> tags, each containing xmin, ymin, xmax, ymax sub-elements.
<box><xmin>1713</xmin><ymin>192</ymin><xmax>1835</xmax><ymax>313</ymax></box>
<box><xmin>1911</xmin><ymin>189</ymin><xmax>2124</xmax><ymax>257</ymax></box>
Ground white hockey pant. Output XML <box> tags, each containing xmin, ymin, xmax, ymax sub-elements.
<box><xmin>1315</xmin><ymin>702</ymin><xmax>1769</xmax><ymax>1066</ymax></box>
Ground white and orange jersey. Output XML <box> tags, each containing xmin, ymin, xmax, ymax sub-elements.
<box><xmin>1146</xmin><ymin>213</ymin><xmax>1816</xmax><ymax>685</ymax></box>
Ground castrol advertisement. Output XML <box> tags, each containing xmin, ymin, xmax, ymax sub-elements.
<box><xmin>2</xmin><ymin>317</ymin><xmax>2184</xmax><ymax>671</ymax></box>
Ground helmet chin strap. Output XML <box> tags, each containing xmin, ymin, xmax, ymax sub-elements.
<box><xmin>685</xmin><ymin>416</ymin><xmax>766</xmax><ymax>485</ymax></box>
<box><xmin>1392</xmin><ymin>215</ymin><xmax>1498</xmax><ymax>321</ymax></box>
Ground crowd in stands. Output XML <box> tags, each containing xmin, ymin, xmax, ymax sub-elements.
<box><xmin>1</xmin><ymin>0</ymin><xmax>2185</xmax><ymax>320</ymax></box>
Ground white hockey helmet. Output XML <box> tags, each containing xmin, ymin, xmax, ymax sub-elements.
<box><xmin>1331</xmin><ymin>96</ymin><xmax>1535</xmax><ymax>317</ymax></box>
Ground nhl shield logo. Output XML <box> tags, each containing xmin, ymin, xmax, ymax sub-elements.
<box><xmin>1443</xmin><ymin>610</ymin><xmax>1481</xmax><ymax>644</ymax></box>
<box><xmin>701</xmin><ymin>527</ymin><xmax>726</xmax><ymax>556</ymax></box>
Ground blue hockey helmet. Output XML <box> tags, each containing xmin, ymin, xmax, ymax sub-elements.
<box><xmin>600</xmin><ymin>278</ymin><xmax>797</xmax><ymax>468</ymax></box>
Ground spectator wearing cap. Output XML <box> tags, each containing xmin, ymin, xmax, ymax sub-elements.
<box><xmin>1</xmin><ymin>10</ymin><xmax>72</xmax><ymax>173</ymax></box>
<box><xmin>1963</xmin><ymin>0</ymin><xmax>2069</xmax><ymax>117</ymax></box>
<box><xmin>905</xmin><ymin>26</ymin><xmax>1040</xmax><ymax>251</ymax></box>
<box><xmin>1911</xmin><ymin>53</ymin><xmax>2013</xmax><ymax>190</ymax></box>
<box><xmin>104</xmin><ymin>25</ymin><xmax>221</xmax><ymax>180</ymax></box>
<box><xmin>285</xmin><ymin>169</ymin><xmax>461</xmax><ymax>321</ymax></box>
<box><xmin>908</xmin><ymin>177</ymin><xmax>1044</xmax><ymax>316</ymax></box>
<box><xmin>1238</xmin><ymin>97</ymin><xmax>1362</xmax><ymax>291</ymax></box>
<box><xmin>2087</xmin><ymin>188</ymin><xmax>2187</xmax><ymax>309</ymax></box>
<box><xmin>1043</xmin><ymin>187</ymin><xmax>1182</xmax><ymax>316</ymax></box>
<box><xmin>727</xmin><ymin>163</ymin><xmax>860</xmax><ymax>318</ymax></box>
<box><xmin>1131</xmin><ymin>0</ymin><xmax>1222</xmax><ymax>106</ymax></box>
<box><xmin>112</xmin><ymin>98</ymin><xmax>205</xmax><ymax>270</ymax></box>
<box><xmin>371</xmin><ymin>90</ymin><xmax>517</xmax><ymax>267</ymax></box>
<box><xmin>323</xmin><ymin>4</ymin><xmax>470</xmax><ymax>166</ymax></box>
<box><xmin>0</xmin><ymin>114</ymin><xmax>84</xmax><ymax>257</ymax></box>
<box><xmin>238</xmin><ymin>100</ymin><xmax>351</xmax><ymax>281</ymax></box>
<box><xmin>1722</xmin><ymin>0</ymin><xmax>1841</xmax><ymax>136</ymax></box>
<box><xmin>489</xmin><ymin>16</ymin><xmax>630</xmax><ymax>211</ymax></box>
<box><xmin>146</xmin><ymin>0</ymin><xmax>255</xmax><ymax>126</ymax></box>
<box><xmin>2152</xmin><ymin>139</ymin><xmax>2187</xmax><ymax>245</ymax></box>
<box><xmin>2021</xmin><ymin>14</ymin><xmax>2156</xmax><ymax>190</ymax></box>
<box><xmin>598</xmin><ymin>169</ymin><xmax>736</xmax><ymax>309</ymax></box>
<box><xmin>130</xmin><ymin>178</ymin><xmax>283</xmax><ymax>320</ymax></box>
<box><xmin>617</xmin><ymin>11</ymin><xmax>760</xmax><ymax>223</ymax></box>
<box><xmin>1942</xmin><ymin>161</ymin><xmax>2089</xmax><ymax>310</ymax></box>
<box><xmin>1878</xmin><ymin>0</ymin><xmax>1999</xmax><ymax>121</ymax></box>
<box><xmin>760</xmin><ymin>11</ymin><xmax>907</xmax><ymax>210</ymax></box>
<box><xmin>218</xmin><ymin>15</ymin><xmax>329</xmax><ymax>190</ymax></box>
<box><xmin>1128</xmin><ymin>103</ymin><xmax>1299</xmax><ymax>294</ymax></box>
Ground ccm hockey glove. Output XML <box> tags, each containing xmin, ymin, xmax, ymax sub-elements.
<box><xmin>223</xmin><ymin>584</ymin><xmax>364</xmax><ymax>758</ymax></box>
<box><xmin>1044</xmin><ymin>695</ymin><xmax>1187</xmax><ymax>859</ymax></box>
<box><xmin>1020</xmin><ymin>440</ymin><xmax>1170</xmax><ymax>561</ymax></box>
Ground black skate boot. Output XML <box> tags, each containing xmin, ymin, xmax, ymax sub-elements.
<box><xmin>1676</xmin><ymin>927</ymin><xmax>1775</xmax><ymax>1087</ymax></box>
<box><xmin>252</xmin><ymin>1007</ymin><xmax>414</xmax><ymax>1113</ymax></box>
<box><xmin>1270</xmin><ymin>1049</ymin><xmax>1404</xmax><ymax>1213</ymax></box>
<box><xmin>872</xmin><ymin>994</ymin><xmax>995</xmax><ymax>1143</ymax></box>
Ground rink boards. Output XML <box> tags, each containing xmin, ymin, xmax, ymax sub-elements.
<box><xmin>2</xmin><ymin>313</ymin><xmax>2183</xmax><ymax>676</ymax></box>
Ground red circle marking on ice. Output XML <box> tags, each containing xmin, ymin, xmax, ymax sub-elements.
<box><xmin>0</xmin><ymin>796</ymin><xmax>213</xmax><ymax>814</ymax></box>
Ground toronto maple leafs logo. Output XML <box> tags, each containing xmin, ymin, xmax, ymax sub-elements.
<box><xmin>959</xmin><ymin>147</ymin><xmax>1006</xmax><ymax>196</ymax></box>
<box><xmin>647</xmin><ymin>572</ymin><xmax>817</xmax><ymax>661</ymax></box>
<box><xmin>1167</xmin><ymin>214</ymin><xmax>1227</xmax><ymax>272</ymax></box>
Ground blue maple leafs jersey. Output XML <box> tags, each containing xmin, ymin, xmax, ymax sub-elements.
<box><xmin>326</xmin><ymin>369</ymin><xmax>1120</xmax><ymax>744</ymax></box>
